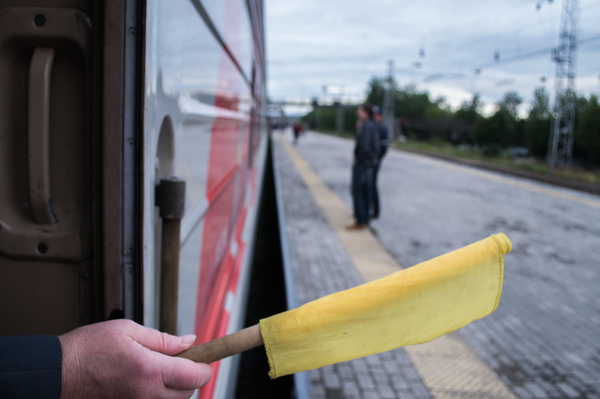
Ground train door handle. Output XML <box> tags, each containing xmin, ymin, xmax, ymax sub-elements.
<box><xmin>0</xmin><ymin>7</ymin><xmax>91</xmax><ymax>261</ymax></box>
<box><xmin>28</xmin><ymin>47</ymin><xmax>57</xmax><ymax>225</ymax></box>
<box><xmin>156</xmin><ymin>177</ymin><xmax>186</xmax><ymax>335</ymax></box>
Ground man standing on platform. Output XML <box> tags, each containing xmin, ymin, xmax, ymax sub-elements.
<box><xmin>371</xmin><ymin>106</ymin><xmax>389</xmax><ymax>219</ymax></box>
<box><xmin>348</xmin><ymin>103</ymin><xmax>380</xmax><ymax>230</ymax></box>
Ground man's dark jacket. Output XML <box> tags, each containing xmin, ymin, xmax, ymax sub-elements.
<box><xmin>0</xmin><ymin>335</ymin><xmax>62</xmax><ymax>398</ymax></box>
<box><xmin>354</xmin><ymin>119</ymin><xmax>380</xmax><ymax>165</ymax></box>
<box><xmin>379</xmin><ymin>124</ymin><xmax>389</xmax><ymax>159</ymax></box>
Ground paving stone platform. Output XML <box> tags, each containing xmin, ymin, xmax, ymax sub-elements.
<box><xmin>273</xmin><ymin>129</ymin><xmax>600</xmax><ymax>399</ymax></box>
<box><xmin>273</xmin><ymin>135</ymin><xmax>432</xmax><ymax>399</ymax></box>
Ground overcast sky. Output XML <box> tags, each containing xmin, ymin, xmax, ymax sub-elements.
<box><xmin>265</xmin><ymin>0</ymin><xmax>600</xmax><ymax>116</ymax></box>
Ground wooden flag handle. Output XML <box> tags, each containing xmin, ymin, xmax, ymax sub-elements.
<box><xmin>177</xmin><ymin>324</ymin><xmax>263</xmax><ymax>364</ymax></box>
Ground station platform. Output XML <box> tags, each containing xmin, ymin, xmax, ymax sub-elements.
<box><xmin>272</xmin><ymin>131</ymin><xmax>516</xmax><ymax>399</ymax></box>
<box><xmin>271</xmin><ymin>128</ymin><xmax>600</xmax><ymax>399</ymax></box>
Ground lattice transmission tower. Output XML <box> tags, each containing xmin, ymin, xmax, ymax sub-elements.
<box><xmin>382</xmin><ymin>60</ymin><xmax>396</xmax><ymax>139</ymax></box>
<box><xmin>548</xmin><ymin>0</ymin><xmax>579</xmax><ymax>169</ymax></box>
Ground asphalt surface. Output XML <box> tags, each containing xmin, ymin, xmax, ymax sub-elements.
<box><xmin>277</xmin><ymin>130</ymin><xmax>600</xmax><ymax>399</ymax></box>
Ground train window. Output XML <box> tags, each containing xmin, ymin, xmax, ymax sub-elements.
<box><xmin>198</xmin><ymin>0</ymin><xmax>254</xmax><ymax>81</ymax></box>
<box><xmin>147</xmin><ymin>0</ymin><xmax>250</xmax><ymax>215</ymax></box>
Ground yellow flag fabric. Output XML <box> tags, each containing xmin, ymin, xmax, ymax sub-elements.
<box><xmin>259</xmin><ymin>233</ymin><xmax>511</xmax><ymax>379</ymax></box>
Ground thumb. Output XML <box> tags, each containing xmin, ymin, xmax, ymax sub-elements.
<box><xmin>132</xmin><ymin>325</ymin><xmax>197</xmax><ymax>356</ymax></box>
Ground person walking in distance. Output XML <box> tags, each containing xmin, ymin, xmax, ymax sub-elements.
<box><xmin>348</xmin><ymin>103</ymin><xmax>380</xmax><ymax>230</ymax></box>
<box><xmin>293</xmin><ymin>122</ymin><xmax>302</xmax><ymax>144</ymax></box>
<box><xmin>371</xmin><ymin>106</ymin><xmax>389</xmax><ymax>219</ymax></box>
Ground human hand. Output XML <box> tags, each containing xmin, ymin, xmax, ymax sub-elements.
<box><xmin>58</xmin><ymin>319</ymin><xmax>212</xmax><ymax>399</ymax></box>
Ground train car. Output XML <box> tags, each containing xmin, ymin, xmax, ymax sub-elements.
<box><xmin>0</xmin><ymin>0</ymin><xmax>269</xmax><ymax>397</ymax></box>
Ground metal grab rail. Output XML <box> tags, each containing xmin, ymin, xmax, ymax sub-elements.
<box><xmin>28</xmin><ymin>47</ymin><xmax>57</xmax><ymax>225</ymax></box>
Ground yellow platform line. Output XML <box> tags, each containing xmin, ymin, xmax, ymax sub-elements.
<box><xmin>277</xmin><ymin>133</ymin><xmax>400</xmax><ymax>282</ymax></box>
<box><xmin>276</xmin><ymin>132</ymin><xmax>518</xmax><ymax>399</ymax></box>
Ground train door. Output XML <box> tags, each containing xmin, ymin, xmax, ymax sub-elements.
<box><xmin>0</xmin><ymin>1</ymin><xmax>143</xmax><ymax>334</ymax></box>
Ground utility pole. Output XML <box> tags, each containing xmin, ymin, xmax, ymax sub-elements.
<box><xmin>336</xmin><ymin>102</ymin><xmax>343</xmax><ymax>132</ymax></box>
<box><xmin>335</xmin><ymin>87</ymin><xmax>344</xmax><ymax>133</ymax></box>
<box><xmin>382</xmin><ymin>60</ymin><xmax>395</xmax><ymax>139</ymax></box>
<box><xmin>548</xmin><ymin>0</ymin><xmax>578</xmax><ymax>169</ymax></box>
<box><xmin>316</xmin><ymin>107</ymin><xmax>321</xmax><ymax>131</ymax></box>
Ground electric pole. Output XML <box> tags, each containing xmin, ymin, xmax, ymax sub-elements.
<box><xmin>548</xmin><ymin>0</ymin><xmax>578</xmax><ymax>169</ymax></box>
<box><xmin>335</xmin><ymin>87</ymin><xmax>344</xmax><ymax>133</ymax></box>
<box><xmin>382</xmin><ymin>60</ymin><xmax>395</xmax><ymax>139</ymax></box>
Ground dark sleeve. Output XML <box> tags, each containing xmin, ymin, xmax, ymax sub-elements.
<box><xmin>370</xmin><ymin>123</ymin><xmax>380</xmax><ymax>161</ymax></box>
<box><xmin>0</xmin><ymin>336</ymin><xmax>62</xmax><ymax>399</ymax></box>
<box><xmin>380</xmin><ymin>125</ymin><xmax>389</xmax><ymax>143</ymax></box>
<box><xmin>354</xmin><ymin>121</ymin><xmax>379</xmax><ymax>164</ymax></box>
<box><xmin>380</xmin><ymin>125</ymin><xmax>389</xmax><ymax>157</ymax></box>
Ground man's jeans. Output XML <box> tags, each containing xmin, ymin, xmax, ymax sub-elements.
<box><xmin>371</xmin><ymin>163</ymin><xmax>381</xmax><ymax>218</ymax></box>
<box><xmin>351</xmin><ymin>164</ymin><xmax>375</xmax><ymax>225</ymax></box>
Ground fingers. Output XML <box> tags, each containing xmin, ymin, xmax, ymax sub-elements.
<box><xmin>58</xmin><ymin>320</ymin><xmax>212</xmax><ymax>398</ymax></box>
<box><xmin>132</xmin><ymin>324</ymin><xmax>196</xmax><ymax>356</ymax></box>
<box><xmin>129</xmin><ymin>323</ymin><xmax>212</xmax><ymax>390</ymax></box>
<box><xmin>161</xmin><ymin>356</ymin><xmax>212</xmax><ymax>390</ymax></box>
<box><xmin>164</xmin><ymin>389</ymin><xmax>197</xmax><ymax>399</ymax></box>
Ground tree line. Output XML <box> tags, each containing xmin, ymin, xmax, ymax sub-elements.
<box><xmin>303</xmin><ymin>77</ymin><xmax>600</xmax><ymax>167</ymax></box>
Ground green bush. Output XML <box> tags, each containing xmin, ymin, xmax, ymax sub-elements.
<box><xmin>575</xmin><ymin>95</ymin><xmax>600</xmax><ymax>165</ymax></box>
<box><xmin>481</xmin><ymin>144</ymin><xmax>503</xmax><ymax>157</ymax></box>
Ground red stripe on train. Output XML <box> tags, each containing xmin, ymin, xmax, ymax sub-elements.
<box><xmin>199</xmin><ymin>304</ymin><xmax>232</xmax><ymax>399</ymax></box>
<box><xmin>197</xmin><ymin>212</ymin><xmax>248</xmax><ymax>398</ymax></box>
<box><xmin>198</xmin><ymin>306</ymin><xmax>230</xmax><ymax>399</ymax></box>
<box><xmin>206</xmin><ymin>163</ymin><xmax>239</xmax><ymax>203</ymax></box>
<box><xmin>197</xmin><ymin>251</ymin><xmax>234</xmax><ymax>343</ymax></box>
<box><xmin>230</xmin><ymin>241</ymin><xmax>246</xmax><ymax>294</ymax></box>
<box><xmin>197</xmin><ymin>0</ymin><xmax>262</xmax><ymax>394</ymax></box>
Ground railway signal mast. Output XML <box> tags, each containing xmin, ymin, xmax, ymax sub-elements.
<box><xmin>546</xmin><ymin>0</ymin><xmax>579</xmax><ymax>169</ymax></box>
<box><xmin>383</xmin><ymin>60</ymin><xmax>396</xmax><ymax>139</ymax></box>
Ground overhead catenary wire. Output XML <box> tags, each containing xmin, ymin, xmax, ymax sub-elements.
<box><xmin>269</xmin><ymin>34</ymin><xmax>600</xmax><ymax>90</ymax></box>
<box><xmin>424</xmin><ymin>0</ymin><xmax>600</xmax><ymax>62</ymax></box>
<box><xmin>269</xmin><ymin>0</ymin><xmax>600</xmax><ymax>74</ymax></box>
<box><xmin>478</xmin><ymin>34</ymin><xmax>600</xmax><ymax>69</ymax></box>
<box><xmin>268</xmin><ymin>0</ymin><xmax>600</xmax><ymax>104</ymax></box>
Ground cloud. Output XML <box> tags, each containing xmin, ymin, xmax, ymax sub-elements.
<box><xmin>266</xmin><ymin>0</ymin><xmax>600</xmax><ymax>111</ymax></box>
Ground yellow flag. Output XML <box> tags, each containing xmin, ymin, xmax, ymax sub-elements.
<box><xmin>259</xmin><ymin>233</ymin><xmax>511</xmax><ymax>379</ymax></box>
